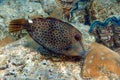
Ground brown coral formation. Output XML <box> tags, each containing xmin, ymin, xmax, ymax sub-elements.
<box><xmin>55</xmin><ymin>0</ymin><xmax>76</xmax><ymax>20</ymax></box>
<box><xmin>89</xmin><ymin>0</ymin><xmax>120</xmax><ymax>22</ymax></box>
<box><xmin>55</xmin><ymin>0</ymin><xmax>76</xmax><ymax>9</ymax></box>
<box><xmin>81</xmin><ymin>42</ymin><xmax>120</xmax><ymax>79</ymax></box>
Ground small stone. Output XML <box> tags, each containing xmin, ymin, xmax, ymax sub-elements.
<box><xmin>42</xmin><ymin>60</ymin><xmax>47</xmax><ymax>65</ymax></box>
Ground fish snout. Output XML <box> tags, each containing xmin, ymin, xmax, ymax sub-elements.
<box><xmin>64</xmin><ymin>42</ymin><xmax>86</xmax><ymax>57</ymax></box>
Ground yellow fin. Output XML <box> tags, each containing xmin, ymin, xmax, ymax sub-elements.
<box><xmin>9</xmin><ymin>19</ymin><xmax>27</xmax><ymax>33</ymax></box>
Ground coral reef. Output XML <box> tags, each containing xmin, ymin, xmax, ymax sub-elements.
<box><xmin>55</xmin><ymin>0</ymin><xmax>76</xmax><ymax>21</ymax></box>
<box><xmin>0</xmin><ymin>0</ymin><xmax>120</xmax><ymax>80</ymax></box>
<box><xmin>89</xmin><ymin>0</ymin><xmax>120</xmax><ymax>22</ymax></box>
<box><xmin>70</xmin><ymin>0</ymin><xmax>92</xmax><ymax>25</ymax></box>
<box><xmin>0</xmin><ymin>37</ymin><xmax>120</xmax><ymax>80</ymax></box>
<box><xmin>89</xmin><ymin>16</ymin><xmax>120</xmax><ymax>33</ymax></box>
<box><xmin>89</xmin><ymin>16</ymin><xmax>120</xmax><ymax>50</ymax></box>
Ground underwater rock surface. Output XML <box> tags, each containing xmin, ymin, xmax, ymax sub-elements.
<box><xmin>0</xmin><ymin>38</ymin><xmax>120</xmax><ymax>80</ymax></box>
<box><xmin>82</xmin><ymin>42</ymin><xmax>120</xmax><ymax>80</ymax></box>
<box><xmin>0</xmin><ymin>0</ymin><xmax>48</xmax><ymax>40</ymax></box>
<box><xmin>0</xmin><ymin>38</ymin><xmax>83</xmax><ymax>80</ymax></box>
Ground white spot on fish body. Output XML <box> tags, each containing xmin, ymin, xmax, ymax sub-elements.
<box><xmin>28</xmin><ymin>19</ymin><xmax>33</xmax><ymax>23</ymax></box>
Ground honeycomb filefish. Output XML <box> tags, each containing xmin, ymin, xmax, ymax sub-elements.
<box><xmin>9</xmin><ymin>17</ymin><xmax>86</xmax><ymax>57</ymax></box>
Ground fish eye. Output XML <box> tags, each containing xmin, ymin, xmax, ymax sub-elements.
<box><xmin>74</xmin><ymin>34</ymin><xmax>81</xmax><ymax>41</ymax></box>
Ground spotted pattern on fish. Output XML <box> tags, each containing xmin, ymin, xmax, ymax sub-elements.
<box><xmin>27</xmin><ymin>17</ymin><xmax>82</xmax><ymax>54</ymax></box>
<box><xmin>9</xmin><ymin>17</ymin><xmax>85</xmax><ymax>56</ymax></box>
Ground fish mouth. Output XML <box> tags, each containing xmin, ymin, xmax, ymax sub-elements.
<box><xmin>64</xmin><ymin>41</ymin><xmax>87</xmax><ymax>57</ymax></box>
<box><xmin>79</xmin><ymin>41</ymin><xmax>87</xmax><ymax>56</ymax></box>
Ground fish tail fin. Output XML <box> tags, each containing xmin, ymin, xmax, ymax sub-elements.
<box><xmin>9</xmin><ymin>19</ymin><xmax>28</xmax><ymax>33</ymax></box>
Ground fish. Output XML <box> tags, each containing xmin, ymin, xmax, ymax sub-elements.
<box><xmin>9</xmin><ymin>17</ymin><xmax>86</xmax><ymax>57</ymax></box>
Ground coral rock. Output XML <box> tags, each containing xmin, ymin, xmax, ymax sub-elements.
<box><xmin>81</xmin><ymin>42</ymin><xmax>120</xmax><ymax>79</ymax></box>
